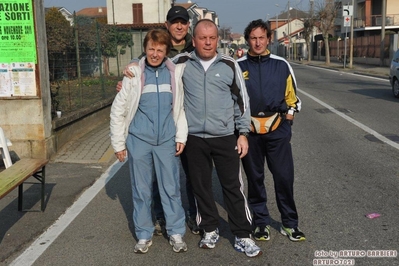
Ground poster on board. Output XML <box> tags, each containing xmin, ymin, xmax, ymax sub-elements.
<box><xmin>0</xmin><ymin>0</ymin><xmax>37</xmax><ymax>97</ymax></box>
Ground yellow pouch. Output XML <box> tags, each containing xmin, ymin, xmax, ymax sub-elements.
<box><xmin>250</xmin><ymin>112</ymin><xmax>283</xmax><ymax>134</ymax></box>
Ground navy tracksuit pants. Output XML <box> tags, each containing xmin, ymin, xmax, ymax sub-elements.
<box><xmin>241</xmin><ymin>121</ymin><xmax>299</xmax><ymax>228</ymax></box>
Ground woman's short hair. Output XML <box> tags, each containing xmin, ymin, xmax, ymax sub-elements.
<box><xmin>143</xmin><ymin>29</ymin><xmax>172</xmax><ymax>55</ymax></box>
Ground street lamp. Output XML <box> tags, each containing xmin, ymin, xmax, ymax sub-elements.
<box><xmin>275</xmin><ymin>4</ymin><xmax>279</xmax><ymax>55</ymax></box>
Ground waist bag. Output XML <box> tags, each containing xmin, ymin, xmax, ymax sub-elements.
<box><xmin>250</xmin><ymin>112</ymin><xmax>283</xmax><ymax>134</ymax></box>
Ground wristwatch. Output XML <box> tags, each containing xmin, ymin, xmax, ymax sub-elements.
<box><xmin>239</xmin><ymin>132</ymin><xmax>249</xmax><ymax>138</ymax></box>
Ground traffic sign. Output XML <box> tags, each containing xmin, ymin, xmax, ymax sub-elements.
<box><xmin>344</xmin><ymin>16</ymin><xmax>351</xmax><ymax>27</ymax></box>
<box><xmin>343</xmin><ymin>5</ymin><xmax>353</xmax><ymax>16</ymax></box>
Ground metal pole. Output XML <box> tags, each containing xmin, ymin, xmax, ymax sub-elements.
<box><xmin>309</xmin><ymin>0</ymin><xmax>314</xmax><ymax>61</ymax></box>
<box><xmin>287</xmin><ymin>1</ymin><xmax>291</xmax><ymax>60</ymax></box>
<box><xmin>276</xmin><ymin>13</ymin><xmax>278</xmax><ymax>55</ymax></box>
<box><xmin>349</xmin><ymin>0</ymin><xmax>354</xmax><ymax>68</ymax></box>
<box><xmin>96</xmin><ymin>21</ymin><xmax>105</xmax><ymax>97</ymax></box>
<box><xmin>275</xmin><ymin>4</ymin><xmax>279</xmax><ymax>55</ymax></box>
<box><xmin>344</xmin><ymin>26</ymin><xmax>348</xmax><ymax>68</ymax></box>
<box><xmin>380</xmin><ymin>0</ymin><xmax>387</xmax><ymax>66</ymax></box>
<box><xmin>73</xmin><ymin>12</ymin><xmax>83</xmax><ymax>107</ymax></box>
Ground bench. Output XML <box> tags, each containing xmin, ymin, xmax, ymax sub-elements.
<box><xmin>0</xmin><ymin>127</ymin><xmax>48</xmax><ymax>211</ymax></box>
<box><xmin>0</xmin><ymin>158</ymin><xmax>48</xmax><ymax>211</ymax></box>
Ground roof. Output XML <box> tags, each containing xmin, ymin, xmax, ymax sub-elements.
<box><xmin>270</xmin><ymin>8</ymin><xmax>310</xmax><ymax>20</ymax></box>
<box><xmin>45</xmin><ymin>7</ymin><xmax>72</xmax><ymax>15</ymax></box>
<box><xmin>230</xmin><ymin>33</ymin><xmax>243</xmax><ymax>40</ymax></box>
<box><xmin>174</xmin><ymin>3</ymin><xmax>193</xmax><ymax>9</ymax></box>
<box><xmin>76</xmin><ymin>7</ymin><xmax>107</xmax><ymax>17</ymax></box>
<box><xmin>116</xmin><ymin>23</ymin><xmax>166</xmax><ymax>30</ymax></box>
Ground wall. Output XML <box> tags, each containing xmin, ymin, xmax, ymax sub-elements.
<box><xmin>52</xmin><ymin>99</ymin><xmax>112</xmax><ymax>155</ymax></box>
<box><xmin>0</xmin><ymin>0</ymin><xmax>53</xmax><ymax>160</ymax></box>
<box><xmin>106</xmin><ymin>0</ymin><xmax>169</xmax><ymax>25</ymax></box>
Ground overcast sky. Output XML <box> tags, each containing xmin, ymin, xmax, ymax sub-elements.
<box><xmin>44</xmin><ymin>0</ymin><xmax>310</xmax><ymax>33</ymax></box>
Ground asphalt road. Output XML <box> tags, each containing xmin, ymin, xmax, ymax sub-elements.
<box><xmin>2</xmin><ymin>64</ymin><xmax>399</xmax><ymax>266</ymax></box>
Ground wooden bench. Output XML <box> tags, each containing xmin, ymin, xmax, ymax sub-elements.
<box><xmin>0</xmin><ymin>158</ymin><xmax>48</xmax><ymax>211</ymax></box>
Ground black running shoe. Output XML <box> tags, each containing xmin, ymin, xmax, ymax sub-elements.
<box><xmin>253</xmin><ymin>225</ymin><xmax>270</xmax><ymax>241</ymax></box>
<box><xmin>280</xmin><ymin>226</ymin><xmax>306</xmax><ymax>241</ymax></box>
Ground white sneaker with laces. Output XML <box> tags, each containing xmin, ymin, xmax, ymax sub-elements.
<box><xmin>169</xmin><ymin>234</ymin><xmax>188</xmax><ymax>253</ymax></box>
<box><xmin>234</xmin><ymin>236</ymin><xmax>262</xmax><ymax>257</ymax></box>
<box><xmin>199</xmin><ymin>228</ymin><xmax>219</xmax><ymax>249</ymax></box>
<box><xmin>134</xmin><ymin>239</ymin><xmax>152</xmax><ymax>254</ymax></box>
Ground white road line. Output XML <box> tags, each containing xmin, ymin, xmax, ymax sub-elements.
<box><xmin>9</xmin><ymin>160</ymin><xmax>125</xmax><ymax>266</ymax></box>
<box><xmin>298</xmin><ymin>88</ymin><xmax>399</xmax><ymax>151</ymax></box>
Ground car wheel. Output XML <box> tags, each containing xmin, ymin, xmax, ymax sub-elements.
<box><xmin>393</xmin><ymin>78</ymin><xmax>399</xmax><ymax>98</ymax></box>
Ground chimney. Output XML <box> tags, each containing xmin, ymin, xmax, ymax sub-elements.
<box><xmin>98</xmin><ymin>7</ymin><xmax>103</xmax><ymax>13</ymax></box>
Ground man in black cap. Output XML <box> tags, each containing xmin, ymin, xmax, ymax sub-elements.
<box><xmin>165</xmin><ymin>5</ymin><xmax>194</xmax><ymax>57</ymax></box>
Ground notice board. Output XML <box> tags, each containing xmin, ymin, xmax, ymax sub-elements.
<box><xmin>0</xmin><ymin>0</ymin><xmax>37</xmax><ymax>97</ymax></box>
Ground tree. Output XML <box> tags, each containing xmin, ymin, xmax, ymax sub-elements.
<box><xmin>302</xmin><ymin>19</ymin><xmax>313</xmax><ymax>61</ymax></box>
<box><xmin>74</xmin><ymin>16</ymin><xmax>132</xmax><ymax>76</ymax></box>
<box><xmin>218</xmin><ymin>25</ymin><xmax>232</xmax><ymax>48</ymax></box>
<box><xmin>97</xmin><ymin>24</ymin><xmax>132</xmax><ymax>75</ymax></box>
<box><xmin>45</xmin><ymin>8</ymin><xmax>73</xmax><ymax>80</ymax></box>
<box><xmin>314</xmin><ymin>0</ymin><xmax>339</xmax><ymax>65</ymax></box>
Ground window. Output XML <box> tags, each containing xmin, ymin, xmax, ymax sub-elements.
<box><xmin>133</xmin><ymin>3</ymin><xmax>143</xmax><ymax>24</ymax></box>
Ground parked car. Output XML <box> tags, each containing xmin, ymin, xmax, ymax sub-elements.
<box><xmin>389</xmin><ymin>49</ymin><xmax>399</xmax><ymax>98</ymax></box>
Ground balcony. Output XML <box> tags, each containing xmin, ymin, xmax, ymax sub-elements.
<box><xmin>371</xmin><ymin>15</ymin><xmax>397</xmax><ymax>26</ymax></box>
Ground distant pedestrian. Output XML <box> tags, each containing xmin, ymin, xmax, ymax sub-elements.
<box><xmin>110</xmin><ymin>29</ymin><xmax>188</xmax><ymax>254</ymax></box>
<box><xmin>236</xmin><ymin>47</ymin><xmax>244</xmax><ymax>58</ymax></box>
<box><xmin>237</xmin><ymin>19</ymin><xmax>305</xmax><ymax>242</ymax></box>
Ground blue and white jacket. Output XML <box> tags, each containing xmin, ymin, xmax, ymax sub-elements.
<box><xmin>110</xmin><ymin>57</ymin><xmax>187</xmax><ymax>152</ymax></box>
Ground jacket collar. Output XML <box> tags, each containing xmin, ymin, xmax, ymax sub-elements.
<box><xmin>247</xmin><ymin>49</ymin><xmax>271</xmax><ymax>62</ymax></box>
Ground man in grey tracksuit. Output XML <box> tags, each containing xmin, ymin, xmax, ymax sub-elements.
<box><xmin>173</xmin><ymin>19</ymin><xmax>262</xmax><ymax>257</ymax></box>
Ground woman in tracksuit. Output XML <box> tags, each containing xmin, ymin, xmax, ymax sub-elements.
<box><xmin>110</xmin><ymin>30</ymin><xmax>188</xmax><ymax>254</ymax></box>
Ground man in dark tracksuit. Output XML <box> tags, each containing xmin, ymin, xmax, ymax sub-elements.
<box><xmin>237</xmin><ymin>19</ymin><xmax>305</xmax><ymax>242</ymax></box>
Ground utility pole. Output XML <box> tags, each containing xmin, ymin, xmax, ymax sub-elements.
<box><xmin>275</xmin><ymin>4</ymin><xmax>279</xmax><ymax>55</ymax></box>
<box><xmin>380</xmin><ymin>0</ymin><xmax>387</xmax><ymax>66</ymax></box>
<box><xmin>349</xmin><ymin>0</ymin><xmax>354</xmax><ymax>68</ymax></box>
<box><xmin>309</xmin><ymin>0</ymin><xmax>314</xmax><ymax>61</ymax></box>
<box><xmin>287</xmin><ymin>1</ymin><xmax>290</xmax><ymax>60</ymax></box>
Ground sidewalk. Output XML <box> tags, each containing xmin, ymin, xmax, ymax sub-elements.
<box><xmin>0</xmin><ymin>59</ymin><xmax>391</xmax><ymax>264</ymax></box>
<box><xmin>298</xmin><ymin>58</ymin><xmax>390</xmax><ymax>79</ymax></box>
<box><xmin>0</xmin><ymin>119</ymin><xmax>116</xmax><ymax>264</ymax></box>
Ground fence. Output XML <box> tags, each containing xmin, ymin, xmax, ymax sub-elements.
<box><xmin>328</xmin><ymin>34</ymin><xmax>391</xmax><ymax>59</ymax></box>
<box><xmin>48</xmin><ymin>19</ymin><xmax>154</xmax><ymax>118</ymax></box>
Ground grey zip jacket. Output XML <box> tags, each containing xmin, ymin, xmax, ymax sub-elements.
<box><xmin>175</xmin><ymin>51</ymin><xmax>251</xmax><ymax>138</ymax></box>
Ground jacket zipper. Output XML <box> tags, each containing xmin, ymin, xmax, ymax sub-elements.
<box><xmin>156</xmin><ymin>69</ymin><xmax>160</xmax><ymax>145</ymax></box>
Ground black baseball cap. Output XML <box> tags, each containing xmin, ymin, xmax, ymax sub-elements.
<box><xmin>167</xmin><ymin>6</ymin><xmax>189</xmax><ymax>22</ymax></box>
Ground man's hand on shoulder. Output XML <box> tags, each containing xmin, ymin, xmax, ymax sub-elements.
<box><xmin>115</xmin><ymin>62</ymin><xmax>139</xmax><ymax>93</ymax></box>
<box><xmin>123</xmin><ymin>62</ymin><xmax>138</xmax><ymax>78</ymax></box>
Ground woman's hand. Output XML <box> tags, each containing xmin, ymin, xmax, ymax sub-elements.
<box><xmin>115</xmin><ymin>149</ymin><xmax>127</xmax><ymax>162</ymax></box>
<box><xmin>175</xmin><ymin>143</ymin><xmax>185</xmax><ymax>156</ymax></box>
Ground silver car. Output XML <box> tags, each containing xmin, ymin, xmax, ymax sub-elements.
<box><xmin>389</xmin><ymin>49</ymin><xmax>399</xmax><ymax>98</ymax></box>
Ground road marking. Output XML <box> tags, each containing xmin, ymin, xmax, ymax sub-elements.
<box><xmin>9</xmin><ymin>159</ymin><xmax>125</xmax><ymax>266</ymax></box>
<box><xmin>298</xmin><ymin>88</ymin><xmax>399</xmax><ymax>151</ymax></box>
